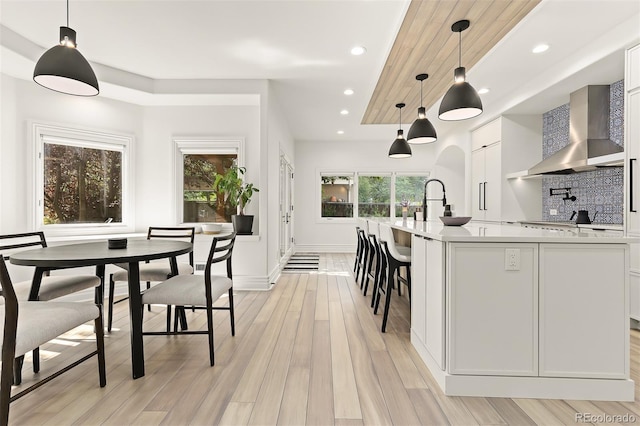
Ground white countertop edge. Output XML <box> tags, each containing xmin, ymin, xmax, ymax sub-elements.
<box><xmin>384</xmin><ymin>219</ymin><xmax>638</xmax><ymax>244</ymax></box>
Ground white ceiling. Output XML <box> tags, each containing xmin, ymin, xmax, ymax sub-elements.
<box><xmin>1</xmin><ymin>0</ymin><xmax>639</xmax><ymax>144</ymax></box>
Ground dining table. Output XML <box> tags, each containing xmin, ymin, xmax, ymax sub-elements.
<box><xmin>9</xmin><ymin>238</ymin><xmax>193</xmax><ymax>379</ymax></box>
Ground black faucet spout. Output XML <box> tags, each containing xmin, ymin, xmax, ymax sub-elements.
<box><xmin>422</xmin><ymin>178</ymin><xmax>447</xmax><ymax>221</ymax></box>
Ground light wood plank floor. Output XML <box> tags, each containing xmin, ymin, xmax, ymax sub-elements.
<box><xmin>7</xmin><ymin>253</ymin><xmax>640</xmax><ymax>425</ymax></box>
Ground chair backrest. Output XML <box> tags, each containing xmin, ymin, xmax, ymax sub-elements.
<box><xmin>378</xmin><ymin>223</ymin><xmax>405</xmax><ymax>260</ymax></box>
<box><xmin>0</xmin><ymin>232</ymin><xmax>47</xmax><ymax>261</ymax></box>
<box><xmin>0</xmin><ymin>255</ymin><xmax>18</xmax><ymax>314</ymax></box>
<box><xmin>147</xmin><ymin>227</ymin><xmax>196</xmax><ymax>266</ymax></box>
<box><xmin>369</xmin><ymin>220</ymin><xmax>380</xmax><ymax>239</ymax></box>
<box><xmin>204</xmin><ymin>232</ymin><xmax>236</xmax><ymax>282</ymax></box>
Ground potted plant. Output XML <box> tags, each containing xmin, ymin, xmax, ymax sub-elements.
<box><xmin>213</xmin><ymin>165</ymin><xmax>259</xmax><ymax>235</ymax></box>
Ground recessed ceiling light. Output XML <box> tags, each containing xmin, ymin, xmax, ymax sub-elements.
<box><xmin>532</xmin><ymin>44</ymin><xmax>549</xmax><ymax>53</ymax></box>
<box><xmin>478</xmin><ymin>88</ymin><xmax>490</xmax><ymax>94</ymax></box>
<box><xmin>344</xmin><ymin>89</ymin><xmax>354</xmax><ymax>96</ymax></box>
<box><xmin>350</xmin><ymin>46</ymin><xmax>366</xmax><ymax>56</ymax></box>
<box><xmin>337</xmin><ymin>130</ymin><xmax>344</xmax><ymax>135</ymax></box>
<box><xmin>340</xmin><ymin>109</ymin><xmax>349</xmax><ymax>115</ymax></box>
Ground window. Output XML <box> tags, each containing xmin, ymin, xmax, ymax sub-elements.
<box><xmin>318</xmin><ymin>171</ymin><xmax>429</xmax><ymax>220</ymax></box>
<box><xmin>34</xmin><ymin>122</ymin><xmax>132</xmax><ymax>233</ymax></box>
<box><xmin>320</xmin><ymin>173</ymin><xmax>354</xmax><ymax>218</ymax></box>
<box><xmin>358</xmin><ymin>174</ymin><xmax>391</xmax><ymax>217</ymax></box>
<box><xmin>175</xmin><ymin>137</ymin><xmax>244</xmax><ymax>224</ymax></box>
<box><xmin>394</xmin><ymin>175</ymin><xmax>427</xmax><ymax>217</ymax></box>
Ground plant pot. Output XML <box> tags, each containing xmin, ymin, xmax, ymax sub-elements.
<box><xmin>232</xmin><ymin>215</ymin><xmax>254</xmax><ymax>235</ymax></box>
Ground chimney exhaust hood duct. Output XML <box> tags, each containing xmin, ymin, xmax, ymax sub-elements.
<box><xmin>527</xmin><ymin>85</ymin><xmax>624</xmax><ymax>176</ymax></box>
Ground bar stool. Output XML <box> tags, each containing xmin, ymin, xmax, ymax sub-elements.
<box><xmin>355</xmin><ymin>219</ymin><xmax>368</xmax><ymax>284</ymax></box>
<box><xmin>374</xmin><ymin>223</ymin><xmax>412</xmax><ymax>333</ymax></box>
<box><xmin>362</xmin><ymin>220</ymin><xmax>379</xmax><ymax>297</ymax></box>
<box><xmin>353</xmin><ymin>225</ymin><xmax>363</xmax><ymax>274</ymax></box>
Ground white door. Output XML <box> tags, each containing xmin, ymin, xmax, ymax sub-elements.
<box><xmin>280</xmin><ymin>155</ymin><xmax>294</xmax><ymax>260</ymax></box>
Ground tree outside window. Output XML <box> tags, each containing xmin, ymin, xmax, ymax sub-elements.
<box><xmin>394</xmin><ymin>175</ymin><xmax>427</xmax><ymax>217</ymax></box>
<box><xmin>183</xmin><ymin>154</ymin><xmax>237</xmax><ymax>223</ymax></box>
<box><xmin>358</xmin><ymin>175</ymin><xmax>391</xmax><ymax>217</ymax></box>
<box><xmin>43</xmin><ymin>142</ymin><xmax>122</xmax><ymax>224</ymax></box>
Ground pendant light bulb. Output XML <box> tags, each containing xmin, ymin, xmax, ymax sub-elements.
<box><xmin>407</xmin><ymin>74</ymin><xmax>437</xmax><ymax>144</ymax></box>
<box><xmin>438</xmin><ymin>20</ymin><xmax>482</xmax><ymax>121</ymax></box>
<box><xmin>389</xmin><ymin>103</ymin><xmax>412</xmax><ymax>158</ymax></box>
<box><xmin>33</xmin><ymin>0</ymin><xmax>99</xmax><ymax>96</ymax></box>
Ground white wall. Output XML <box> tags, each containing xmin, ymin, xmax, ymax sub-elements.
<box><xmin>0</xmin><ymin>73</ymin><xmax>287</xmax><ymax>289</ymax></box>
<box><xmin>0</xmin><ymin>74</ymin><xmax>144</xmax><ymax>234</ymax></box>
<box><xmin>266</xmin><ymin>83</ymin><xmax>295</xmax><ymax>281</ymax></box>
<box><xmin>295</xmin><ymin>138</ymin><xmax>448</xmax><ymax>252</ymax></box>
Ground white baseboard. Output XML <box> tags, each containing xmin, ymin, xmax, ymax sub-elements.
<box><xmin>269</xmin><ymin>263</ymin><xmax>282</xmax><ymax>284</ymax></box>
<box><xmin>233</xmin><ymin>275</ymin><xmax>273</xmax><ymax>291</ymax></box>
<box><xmin>295</xmin><ymin>244</ymin><xmax>355</xmax><ymax>253</ymax></box>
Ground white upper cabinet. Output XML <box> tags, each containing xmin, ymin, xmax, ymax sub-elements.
<box><xmin>470</xmin><ymin>116</ymin><xmax>543</xmax><ymax>222</ymax></box>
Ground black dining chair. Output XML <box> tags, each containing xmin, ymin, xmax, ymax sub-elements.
<box><xmin>140</xmin><ymin>232</ymin><xmax>236</xmax><ymax>366</ymax></box>
<box><xmin>107</xmin><ymin>226</ymin><xmax>195</xmax><ymax>332</ymax></box>
<box><xmin>0</xmin><ymin>232</ymin><xmax>102</xmax><ymax>385</ymax></box>
<box><xmin>0</xmin><ymin>256</ymin><xmax>106</xmax><ymax>425</ymax></box>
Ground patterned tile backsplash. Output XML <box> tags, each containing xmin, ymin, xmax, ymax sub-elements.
<box><xmin>542</xmin><ymin>80</ymin><xmax>624</xmax><ymax>224</ymax></box>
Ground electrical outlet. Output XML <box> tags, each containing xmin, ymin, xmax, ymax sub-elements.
<box><xmin>505</xmin><ymin>248</ymin><xmax>520</xmax><ymax>271</ymax></box>
<box><xmin>550</xmin><ymin>209</ymin><xmax>558</xmax><ymax>216</ymax></box>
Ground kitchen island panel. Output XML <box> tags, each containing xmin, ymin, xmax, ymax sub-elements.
<box><xmin>448</xmin><ymin>243</ymin><xmax>538</xmax><ymax>376</ymax></box>
<box><xmin>539</xmin><ymin>244</ymin><xmax>628</xmax><ymax>379</ymax></box>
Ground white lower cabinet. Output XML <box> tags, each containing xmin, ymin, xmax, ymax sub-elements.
<box><xmin>448</xmin><ymin>243</ymin><xmax>538</xmax><ymax>376</ymax></box>
<box><xmin>630</xmin><ymin>243</ymin><xmax>640</xmax><ymax>321</ymax></box>
<box><xmin>411</xmin><ymin>235</ymin><xmax>445</xmax><ymax>370</ymax></box>
<box><xmin>539</xmin><ymin>244</ymin><xmax>628</xmax><ymax>379</ymax></box>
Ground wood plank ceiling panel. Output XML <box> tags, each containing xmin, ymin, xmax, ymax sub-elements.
<box><xmin>362</xmin><ymin>0</ymin><xmax>541</xmax><ymax>125</ymax></box>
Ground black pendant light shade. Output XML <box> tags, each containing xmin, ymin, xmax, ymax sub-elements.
<box><xmin>407</xmin><ymin>74</ymin><xmax>437</xmax><ymax>144</ymax></box>
<box><xmin>33</xmin><ymin>3</ymin><xmax>99</xmax><ymax>96</ymax></box>
<box><xmin>389</xmin><ymin>103</ymin><xmax>412</xmax><ymax>158</ymax></box>
<box><xmin>438</xmin><ymin>20</ymin><xmax>482</xmax><ymax>121</ymax></box>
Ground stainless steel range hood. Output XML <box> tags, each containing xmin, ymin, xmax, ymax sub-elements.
<box><xmin>527</xmin><ymin>85</ymin><xmax>624</xmax><ymax>176</ymax></box>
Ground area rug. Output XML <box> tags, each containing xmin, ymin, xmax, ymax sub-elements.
<box><xmin>282</xmin><ymin>253</ymin><xmax>320</xmax><ymax>273</ymax></box>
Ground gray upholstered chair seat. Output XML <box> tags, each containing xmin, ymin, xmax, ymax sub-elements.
<box><xmin>0</xmin><ymin>302</ymin><xmax>99</xmax><ymax>357</ymax></box>
<box><xmin>11</xmin><ymin>275</ymin><xmax>101</xmax><ymax>302</ymax></box>
<box><xmin>141</xmin><ymin>274</ymin><xmax>232</xmax><ymax>307</ymax></box>
<box><xmin>112</xmin><ymin>262</ymin><xmax>193</xmax><ymax>282</ymax></box>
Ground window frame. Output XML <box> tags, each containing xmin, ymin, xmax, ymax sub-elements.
<box><xmin>32</xmin><ymin>121</ymin><xmax>134</xmax><ymax>236</ymax></box>
<box><xmin>318</xmin><ymin>171</ymin><xmax>356</xmax><ymax>221</ymax></box>
<box><xmin>317</xmin><ymin>170</ymin><xmax>430</xmax><ymax>222</ymax></box>
<box><xmin>174</xmin><ymin>136</ymin><xmax>245</xmax><ymax>227</ymax></box>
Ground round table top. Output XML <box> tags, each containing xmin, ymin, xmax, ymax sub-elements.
<box><xmin>9</xmin><ymin>239</ymin><xmax>193</xmax><ymax>268</ymax></box>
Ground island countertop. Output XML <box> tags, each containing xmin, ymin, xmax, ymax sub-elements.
<box><xmin>384</xmin><ymin>219</ymin><xmax>637</xmax><ymax>244</ymax></box>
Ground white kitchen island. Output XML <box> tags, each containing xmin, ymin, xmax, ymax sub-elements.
<box><xmin>388</xmin><ymin>219</ymin><xmax>636</xmax><ymax>401</ymax></box>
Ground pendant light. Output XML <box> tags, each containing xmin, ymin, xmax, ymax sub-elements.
<box><xmin>33</xmin><ymin>0</ymin><xmax>99</xmax><ymax>96</ymax></box>
<box><xmin>407</xmin><ymin>74</ymin><xmax>437</xmax><ymax>144</ymax></box>
<box><xmin>388</xmin><ymin>103</ymin><xmax>412</xmax><ymax>158</ymax></box>
<box><xmin>438</xmin><ymin>20</ymin><xmax>482</xmax><ymax>121</ymax></box>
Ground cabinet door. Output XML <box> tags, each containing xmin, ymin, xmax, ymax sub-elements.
<box><xmin>410</xmin><ymin>235</ymin><xmax>427</xmax><ymax>343</ymax></box>
<box><xmin>471</xmin><ymin>149</ymin><xmax>485</xmax><ymax>219</ymax></box>
<box><xmin>425</xmin><ymin>238</ymin><xmax>445</xmax><ymax>369</ymax></box>
<box><xmin>539</xmin><ymin>244</ymin><xmax>627</xmax><ymax>379</ymax></box>
<box><xmin>448</xmin><ymin>243</ymin><xmax>538</xmax><ymax>376</ymax></box>
<box><xmin>629</xmin><ymin>242</ymin><xmax>640</xmax><ymax>322</ymax></box>
<box><xmin>483</xmin><ymin>142</ymin><xmax>502</xmax><ymax>222</ymax></box>
<box><xmin>626</xmin><ymin>90</ymin><xmax>640</xmax><ymax>235</ymax></box>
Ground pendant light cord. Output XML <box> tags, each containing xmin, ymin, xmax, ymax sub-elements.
<box><xmin>66</xmin><ymin>0</ymin><xmax>69</xmax><ymax>27</ymax></box>
<box><xmin>420</xmin><ymin>80</ymin><xmax>423</xmax><ymax>107</ymax></box>
<box><xmin>458</xmin><ymin>30</ymin><xmax>462</xmax><ymax>67</ymax></box>
<box><xmin>399</xmin><ymin>106</ymin><xmax>402</xmax><ymax>130</ymax></box>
